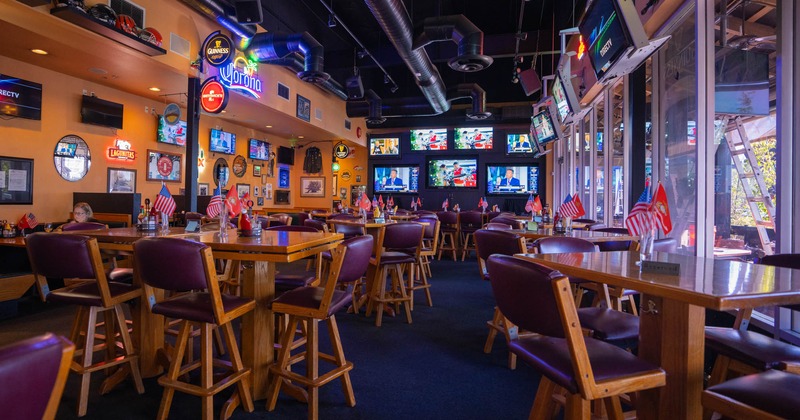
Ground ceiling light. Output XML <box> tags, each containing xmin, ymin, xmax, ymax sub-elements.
<box><xmin>148</xmin><ymin>87</ymin><xmax>161</xmax><ymax>92</ymax></box>
<box><xmin>328</xmin><ymin>14</ymin><xmax>337</xmax><ymax>28</ymax></box>
<box><xmin>265</xmin><ymin>125</ymin><xmax>273</xmax><ymax>128</ymax></box>
<box><xmin>390</xmin><ymin>84</ymin><xmax>399</xmax><ymax>93</ymax></box>
<box><xmin>298</xmin><ymin>135</ymin><xmax>305</xmax><ymax>139</ymax></box>
<box><xmin>383</xmin><ymin>74</ymin><xmax>390</xmax><ymax>84</ymax></box>
<box><xmin>30</xmin><ymin>49</ymin><xmax>48</xmax><ymax>55</ymax></box>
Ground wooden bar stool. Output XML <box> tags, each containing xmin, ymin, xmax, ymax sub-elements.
<box><xmin>459</xmin><ymin>211</ymin><xmax>483</xmax><ymax>261</ymax></box>
<box><xmin>367</xmin><ymin>223</ymin><xmax>423</xmax><ymax>326</ymax></box>
<box><xmin>134</xmin><ymin>237</ymin><xmax>255</xmax><ymax>420</ymax></box>
<box><xmin>417</xmin><ymin>217</ymin><xmax>440</xmax><ymax>281</ymax></box>
<box><xmin>436</xmin><ymin>211</ymin><xmax>459</xmax><ymax>261</ymax></box>
<box><xmin>267</xmin><ymin>235</ymin><xmax>373</xmax><ymax>420</ymax></box>
<box><xmin>703</xmin><ymin>369</ymin><xmax>800</xmax><ymax>420</ymax></box>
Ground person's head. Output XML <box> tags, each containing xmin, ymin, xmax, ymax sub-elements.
<box><xmin>453</xmin><ymin>162</ymin><xmax>460</xmax><ymax>169</ymax></box>
<box><xmin>390</xmin><ymin>169</ymin><xmax>398</xmax><ymax>178</ymax></box>
<box><xmin>73</xmin><ymin>202</ymin><xmax>93</xmax><ymax>223</ymax></box>
<box><xmin>439</xmin><ymin>164</ymin><xmax>446</xmax><ymax>170</ymax></box>
<box><xmin>505</xmin><ymin>168</ymin><xmax>514</xmax><ymax>179</ymax></box>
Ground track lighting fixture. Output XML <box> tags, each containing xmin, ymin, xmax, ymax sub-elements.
<box><xmin>390</xmin><ymin>84</ymin><xmax>399</xmax><ymax>93</ymax></box>
<box><xmin>328</xmin><ymin>13</ymin><xmax>337</xmax><ymax>27</ymax></box>
<box><xmin>384</xmin><ymin>74</ymin><xmax>390</xmax><ymax>84</ymax></box>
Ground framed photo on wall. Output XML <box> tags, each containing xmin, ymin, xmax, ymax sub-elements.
<box><xmin>297</xmin><ymin>94</ymin><xmax>311</xmax><ymax>122</ymax></box>
<box><xmin>332</xmin><ymin>174</ymin><xmax>338</xmax><ymax>197</ymax></box>
<box><xmin>300</xmin><ymin>177</ymin><xmax>325</xmax><ymax>197</ymax></box>
<box><xmin>236</xmin><ymin>183</ymin><xmax>250</xmax><ymax>198</ymax></box>
<box><xmin>107</xmin><ymin>168</ymin><xmax>136</xmax><ymax>193</ymax></box>
<box><xmin>198</xmin><ymin>183</ymin><xmax>209</xmax><ymax>195</ymax></box>
<box><xmin>146</xmin><ymin>149</ymin><xmax>182</xmax><ymax>182</ymax></box>
<box><xmin>0</xmin><ymin>156</ymin><xmax>34</xmax><ymax>205</ymax></box>
<box><xmin>253</xmin><ymin>165</ymin><xmax>262</xmax><ymax>176</ymax></box>
<box><xmin>278</xmin><ymin>166</ymin><xmax>290</xmax><ymax>189</ymax></box>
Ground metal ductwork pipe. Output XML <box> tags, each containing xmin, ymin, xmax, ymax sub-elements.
<box><xmin>263</xmin><ymin>53</ymin><xmax>348</xmax><ymax>100</ymax></box>
<box><xmin>346</xmin><ymin>83</ymin><xmax>489</xmax><ymax>120</ymax></box>
<box><xmin>364</xmin><ymin>0</ymin><xmax>450</xmax><ymax>114</ymax></box>
<box><xmin>413</xmin><ymin>15</ymin><xmax>493</xmax><ymax>72</ymax></box>
<box><xmin>448</xmin><ymin>83</ymin><xmax>491</xmax><ymax>120</ymax></box>
<box><xmin>245</xmin><ymin>32</ymin><xmax>330</xmax><ymax>83</ymax></box>
<box><xmin>180</xmin><ymin>0</ymin><xmax>256</xmax><ymax>45</ymax></box>
<box><xmin>364</xmin><ymin>90</ymin><xmax>387</xmax><ymax>124</ymax></box>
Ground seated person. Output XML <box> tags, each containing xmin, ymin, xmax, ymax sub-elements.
<box><xmin>67</xmin><ymin>202</ymin><xmax>100</xmax><ymax>225</ymax></box>
<box><xmin>497</xmin><ymin>169</ymin><xmax>521</xmax><ymax>190</ymax></box>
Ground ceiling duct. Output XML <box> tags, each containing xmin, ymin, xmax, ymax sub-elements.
<box><xmin>346</xmin><ymin>83</ymin><xmax>489</xmax><ymax>120</ymax></box>
<box><xmin>413</xmin><ymin>15</ymin><xmax>493</xmax><ymax>72</ymax></box>
<box><xmin>180</xmin><ymin>0</ymin><xmax>256</xmax><ymax>44</ymax></box>
<box><xmin>364</xmin><ymin>90</ymin><xmax>386</xmax><ymax>124</ymax></box>
<box><xmin>261</xmin><ymin>53</ymin><xmax>348</xmax><ymax>100</ymax></box>
<box><xmin>364</xmin><ymin>0</ymin><xmax>449</xmax><ymax>114</ymax></box>
<box><xmin>449</xmin><ymin>83</ymin><xmax>491</xmax><ymax>119</ymax></box>
<box><xmin>245</xmin><ymin>32</ymin><xmax>330</xmax><ymax>83</ymax></box>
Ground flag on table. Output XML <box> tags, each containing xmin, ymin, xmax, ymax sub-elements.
<box><xmin>650</xmin><ymin>181</ymin><xmax>672</xmax><ymax>234</ymax></box>
<box><xmin>18</xmin><ymin>212</ymin><xmax>38</xmax><ymax>229</ymax></box>
<box><xmin>241</xmin><ymin>192</ymin><xmax>252</xmax><ymax>209</ymax></box>
<box><xmin>206</xmin><ymin>185</ymin><xmax>223</xmax><ymax>218</ymax></box>
<box><xmin>524</xmin><ymin>194</ymin><xmax>534</xmax><ymax>213</ymax></box>
<box><xmin>442</xmin><ymin>198</ymin><xmax>449</xmax><ymax>210</ymax></box>
<box><xmin>372</xmin><ymin>196</ymin><xmax>379</xmax><ymax>210</ymax></box>
<box><xmin>416</xmin><ymin>197</ymin><xmax>422</xmax><ymax>208</ymax></box>
<box><xmin>387</xmin><ymin>196</ymin><xmax>394</xmax><ymax>208</ymax></box>
<box><xmin>153</xmin><ymin>184</ymin><xmax>177</xmax><ymax>216</ymax></box>
<box><xmin>625</xmin><ymin>186</ymin><xmax>654</xmax><ymax>236</ymax></box>
<box><xmin>571</xmin><ymin>194</ymin><xmax>586</xmax><ymax>218</ymax></box>
<box><xmin>560</xmin><ymin>194</ymin><xmax>580</xmax><ymax>218</ymax></box>
<box><xmin>359</xmin><ymin>192</ymin><xmax>371</xmax><ymax>211</ymax></box>
<box><xmin>225</xmin><ymin>187</ymin><xmax>242</xmax><ymax>216</ymax></box>
<box><xmin>532</xmin><ymin>195</ymin><xmax>543</xmax><ymax>213</ymax></box>
<box><xmin>411</xmin><ymin>197</ymin><xmax>418</xmax><ymax>210</ymax></box>
<box><xmin>479</xmin><ymin>197</ymin><xmax>488</xmax><ymax>211</ymax></box>
<box><xmin>378</xmin><ymin>195</ymin><xmax>385</xmax><ymax>208</ymax></box>
<box><xmin>492</xmin><ymin>204</ymin><xmax>499</xmax><ymax>212</ymax></box>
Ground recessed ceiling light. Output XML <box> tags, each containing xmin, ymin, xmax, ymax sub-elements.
<box><xmin>298</xmin><ymin>135</ymin><xmax>305</xmax><ymax>139</ymax></box>
<box><xmin>221</xmin><ymin>110</ymin><xmax>226</xmax><ymax>113</ymax></box>
<box><xmin>30</xmin><ymin>49</ymin><xmax>48</xmax><ymax>55</ymax></box>
<box><xmin>88</xmin><ymin>67</ymin><xmax>108</xmax><ymax>75</ymax></box>
<box><xmin>265</xmin><ymin>125</ymin><xmax>273</xmax><ymax>128</ymax></box>
<box><xmin>148</xmin><ymin>87</ymin><xmax>161</xmax><ymax>92</ymax></box>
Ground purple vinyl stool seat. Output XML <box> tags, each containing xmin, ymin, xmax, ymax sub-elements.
<box><xmin>703</xmin><ymin>369</ymin><xmax>800</xmax><ymax>420</ymax></box>
<box><xmin>436</xmin><ymin>211</ymin><xmax>459</xmax><ymax>261</ymax></box>
<box><xmin>267</xmin><ymin>235</ymin><xmax>373</xmax><ymax>419</ymax></box>
<box><xmin>134</xmin><ymin>237</ymin><xmax>255</xmax><ymax>419</ymax></box>
<box><xmin>459</xmin><ymin>211</ymin><xmax>484</xmax><ymax>261</ymax></box>
<box><xmin>26</xmin><ymin>233</ymin><xmax>144</xmax><ymax>417</ymax></box>
<box><xmin>489</xmin><ymin>216</ymin><xmax>521</xmax><ymax>229</ymax></box>
<box><xmin>60</xmin><ymin>222</ymin><xmax>108</xmax><ymax>232</ymax></box>
<box><xmin>487</xmin><ymin>255</ymin><xmax>665</xmax><ymax>418</ymax></box>
<box><xmin>366</xmin><ymin>223</ymin><xmax>423</xmax><ymax>326</ymax></box>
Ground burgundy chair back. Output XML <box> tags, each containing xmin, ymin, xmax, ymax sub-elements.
<box><xmin>487</xmin><ymin>255</ymin><xmax>566</xmax><ymax>338</ymax></box>
<box><xmin>413</xmin><ymin>210</ymin><xmax>437</xmax><ymax>218</ymax></box>
<box><xmin>490</xmin><ymin>216</ymin><xmax>519</xmax><ymax>228</ymax></box>
<box><xmin>573</xmin><ymin>218</ymin><xmax>597</xmax><ymax>224</ymax></box>
<box><xmin>459</xmin><ymin>211</ymin><xmax>483</xmax><ymax>231</ymax></box>
<box><xmin>436</xmin><ymin>211</ymin><xmax>458</xmax><ymax>226</ymax></box>
<box><xmin>26</xmin><ymin>233</ymin><xmax>97</xmax><ymax>280</ymax></box>
<box><xmin>651</xmin><ymin>238</ymin><xmax>678</xmax><ymax>253</ymax></box>
<box><xmin>296</xmin><ymin>213</ymin><xmax>310</xmax><ymax>226</ymax></box>
<box><xmin>486</xmin><ymin>222</ymin><xmax>513</xmax><ymax>230</ymax></box>
<box><xmin>593</xmin><ymin>227</ymin><xmax>632</xmax><ymax>252</ymax></box>
<box><xmin>134</xmin><ymin>237</ymin><xmax>210</xmax><ymax>291</ymax></box>
<box><xmin>475</xmin><ymin>230</ymin><xmax>524</xmax><ymax>262</ymax></box>
<box><xmin>487</xmin><ymin>211</ymin><xmax>501</xmax><ymax>221</ymax></box>
<box><xmin>395</xmin><ymin>209</ymin><xmax>411</xmax><ymax>215</ymax></box>
<box><xmin>587</xmin><ymin>223</ymin><xmax>608</xmax><ymax>231</ymax></box>
<box><xmin>330</xmin><ymin>213</ymin><xmax>360</xmax><ymax>220</ymax></box>
<box><xmin>337</xmin><ymin>236</ymin><xmax>373</xmax><ymax>284</ymax></box>
<box><xmin>331</xmin><ymin>222</ymin><xmax>363</xmax><ymax>239</ymax></box>
<box><xmin>417</xmin><ymin>217</ymin><xmax>438</xmax><ymax>239</ymax></box>
<box><xmin>535</xmin><ymin>237</ymin><xmax>596</xmax><ymax>254</ymax></box>
<box><xmin>383</xmin><ymin>223</ymin><xmax>424</xmax><ymax>250</ymax></box>
<box><xmin>201</xmin><ymin>221</ymin><xmax>236</xmax><ymax>231</ymax></box>
<box><xmin>759</xmin><ymin>254</ymin><xmax>800</xmax><ymax>270</ymax></box>
<box><xmin>61</xmin><ymin>222</ymin><xmax>107</xmax><ymax>232</ymax></box>
<box><xmin>266</xmin><ymin>225</ymin><xmax>318</xmax><ymax>232</ymax></box>
<box><xmin>310</xmin><ymin>209</ymin><xmax>327</xmax><ymax>215</ymax></box>
<box><xmin>303</xmin><ymin>219</ymin><xmax>328</xmax><ymax>232</ymax></box>
<box><xmin>184</xmin><ymin>212</ymin><xmax>204</xmax><ymax>221</ymax></box>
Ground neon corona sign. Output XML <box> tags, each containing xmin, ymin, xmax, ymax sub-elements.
<box><xmin>219</xmin><ymin>56</ymin><xmax>263</xmax><ymax>99</ymax></box>
<box><xmin>107</xmin><ymin>139</ymin><xmax>136</xmax><ymax>161</ymax></box>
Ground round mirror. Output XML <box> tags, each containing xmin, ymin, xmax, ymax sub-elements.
<box><xmin>213</xmin><ymin>158</ymin><xmax>229</xmax><ymax>187</ymax></box>
<box><xmin>54</xmin><ymin>134</ymin><xmax>91</xmax><ymax>181</ymax></box>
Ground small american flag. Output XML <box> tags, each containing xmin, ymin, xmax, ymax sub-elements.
<box><xmin>153</xmin><ymin>184</ymin><xmax>176</xmax><ymax>216</ymax></box>
<box><xmin>442</xmin><ymin>198</ymin><xmax>449</xmax><ymax>210</ymax></box>
<box><xmin>524</xmin><ymin>194</ymin><xmax>534</xmax><ymax>213</ymax></box>
<box><xmin>625</xmin><ymin>187</ymin><xmax>654</xmax><ymax>236</ymax></box>
<box><xmin>206</xmin><ymin>185</ymin><xmax>223</xmax><ymax>218</ymax></box>
<box><xmin>560</xmin><ymin>194</ymin><xmax>580</xmax><ymax>218</ymax></box>
<box><xmin>18</xmin><ymin>212</ymin><xmax>38</xmax><ymax>229</ymax></box>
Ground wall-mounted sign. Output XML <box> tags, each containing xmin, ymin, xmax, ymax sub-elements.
<box><xmin>203</xmin><ymin>31</ymin><xmax>234</xmax><ymax>68</ymax></box>
<box><xmin>577</xmin><ymin>35</ymin><xmax>586</xmax><ymax>61</ymax></box>
<box><xmin>200</xmin><ymin>77</ymin><xmax>228</xmax><ymax>114</ymax></box>
<box><xmin>341</xmin><ymin>171</ymin><xmax>351</xmax><ymax>181</ymax></box>
<box><xmin>163</xmin><ymin>103</ymin><xmax>181</xmax><ymax>126</ymax></box>
<box><xmin>198</xmin><ymin>148</ymin><xmax>206</xmax><ymax>172</ymax></box>
<box><xmin>333</xmin><ymin>142</ymin><xmax>350</xmax><ymax>159</ymax></box>
<box><xmin>219</xmin><ymin>56</ymin><xmax>263</xmax><ymax>99</ymax></box>
<box><xmin>107</xmin><ymin>139</ymin><xmax>136</xmax><ymax>161</ymax></box>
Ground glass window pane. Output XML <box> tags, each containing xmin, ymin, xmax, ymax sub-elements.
<box><xmin>610</xmin><ymin>81</ymin><xmax>625</xmax><ymax>227</ymax></box>
<box><xmin>595</xmin><ymin>99</ymin><xmax>605</xmax><ymax>222</ymax></box>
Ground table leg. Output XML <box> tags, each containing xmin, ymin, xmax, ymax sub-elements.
<box><xmin>239</xmin><ymin>260</ymin><xmax>275</xmax><ymax>401</ymax></box>
<box><xmin>637</xmin><ymin>294</ymin><xmax>705</xmax><ymax>420</ymax></box>
<box><xmin>132</xmin><ymin>289</ymin><xmax>164</xmax><ymax>378</ymax></box>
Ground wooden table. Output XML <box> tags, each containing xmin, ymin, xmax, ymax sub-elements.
<box><xmin>70</xmin><ymin>227</ymin><xmax>343</xmax><ymax>400</ymax></box>
<box><xmin>514</xmin><ymin>251</ymin><xmax>800</xmax><ymax>420</ymax></box>
<box><xmin>713</xmin><ymin>247</ymin><xmax>752</xmax><ymax>259</ymax></box>
<box><xmin>388</xmin><ymin>214</ymin><xmax>418</xmax><ymax>221</ymax></box>
<box><xmin>509</xmin><ymin>228</ymin><xmax>638</xmax><ymax>244</ymax></box>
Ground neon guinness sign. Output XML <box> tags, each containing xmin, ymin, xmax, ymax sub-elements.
<box><xmin>219</xmin><ymin>57</ymin><xmax>263</xmax><ymax>99</ymax></box>
<box><xmin>108</xmin><ymin>139</ymin><xmax>136</xmax><ymax>161</ymax></box>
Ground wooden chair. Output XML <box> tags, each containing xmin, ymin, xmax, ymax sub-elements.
<box><xmin>485</xmin><ymin>222</ymin><xmax>513</xmax><ymax>230</ymax></box>
<box><xmin>134</xmin><ymin>237</ymin><xmax>255</xmax><ymax>420</ymax></box>
<box><xmin>270</xmin><ymin>213</ymin><xmax>293</xmax><ymax>227</ymax></box>
<box><xmin>26</xmin><ymin>233</ymin><xmax>145</xmax><ymax>417</ymax></box>
<box><xmin>0</xmin><ymin>333</ymin><xmax>74</xmax><ymax>420</ymax></box>
<box><xmin>436</xmin><ymin>211</ymin><xmax>459</xmax><ymax>261</ymax></box>
<box><xmin>702</xmin><ymin>369</ymin><xmax>800</xmax><ymax>420</ymax></box>
<box><xmin>417</xmin><ymin>217</ymin><xmax>440</xmax><ymax>279</ymax></box>
<box><xmin>486</xmin><ymin>255</ymin><xmax>665</xmax><ymax>419</ymax></box>
<box><xmin>366</xmin><ymin>223</ymin><xmax>422</xmax><ymax>326</ymax></box>
<box><xmin>267</xmin><ymin>235</ymin><xmax>373</xmax><ymax>420</ymax></box>
<box><xmin>459</xmin><ymin>211</ymin><xmax>484</xmax><ymax>261</ymax></box>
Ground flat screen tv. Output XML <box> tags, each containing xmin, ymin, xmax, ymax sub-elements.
<box><xmin>277</xmin><ymin>146</ymin><xmax>294</xmax><ymax>165</ymax></box>
<box><xmin>454</xmin><ymin>127</ymin><xmax>493</xmax><ymax>150</ymax></box>
<box><xmin>714</xmin><ymin>47</ymin><xmax>770</xmax><ymax>116</ymax></box>
<box><xmin>81</xmin><ymin>95</ymin><xmax>123</xmax><ymax>129</ymax></box>
<box><xmin>369</xmin><ymin>136</ymin><xmax>400</xmax><ymax>156</ymax></box>
<box><xmin>0</xmin><ymin>74</ymin><xmax>42</xmax><ymax>120</ymax></box>
<box><xmin>373</xmin><ymin>165</ymin><xmax>420</xmax><ymax>194</ymax></box>
<box><xmin>531</xmin><ymin>107</ymin><xmax>562</xmax><ymax>146</ymax></box>
<box><xmin>506</xmin><ymin>133</ymin><xmax>535</xmax><ymax>155</ymax></box>
<box><xmin>426</xmin><ymin>157</ymin><xmax>478</xmax><ymax>189</ymax></box>
<box><xmin>156</xmin><ymin>115</ymin><xmax>187</xmax><ymax>146</ymax></box>
<box><xmin>486</xmin><ymin>164</ymin><xmax>540</xmax><ymax>195</ymax></box>
<box><xmin>209</xmin><ymin>129</ymin><xmax>236</xmax><ymax>155</ymax></box>
<box><xmin>248</xmin><ymin>139</ymin><xmax>270</xmax><ymax>160</ymax></box>
<box><xmin>54</xmin><ymin>142</ymin><xmax>77</xmax><ymax>158</ymax></box>
<box><xmin>410</xmin><ymin>128</ymin><xmax>448</xmax><ymax>151</ymax></box>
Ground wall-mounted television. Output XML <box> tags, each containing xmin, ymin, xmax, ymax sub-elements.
<box><xmin>373</xmin><ymin>165</ymin><xmax>420</xmax><ymax>194</ymax></box>
<box><xmin>426</xmin><ymin>157</ymin><xmax>478</xmax><ymax>189</ymax></box>
<box><xmin>248</xmin><ymin>139</ymin><xmax>270</xmax><ymax>160</ymax></box>
<box><xmin>55</xmin><ymin>142</ymin><xmax>77</xmax><ymax>158</ymax></box>
<box><xmin>369</xmin><ymin>136</ymin><xmax>400</xmax><ymax>156</ymax></box>
<box><xmin>714</xmin><ymin>47</ymin><xmax>770</xmax><ymax>116</ymax></box>
<box><xmin>506</xmin><ymin>133</ymin><xmax>535</xmax><ymax>155</ymax></box>
<box><xmin>81</xmin><ymin>95</ymin><xmax>123</xmax><ymax>129</ymax></box>
<box><xmin>277</xmin><ymin>146</ymin><xmax>294</xmax><ymax>165</ymax></box>
<box><xmin>454</xmin><ymin>127</ymin><xmax>493</xmax><ymax>150</ymax></box>
<box><xmin>410</xmin><ymin>128</ymin><xmax>448</xmax><ymax>151</ymax></box>
<box><xmin>486</xmin><ymin>164</ymin><xmax>540</xmax><ymax>195</ymax></box>
<box><xmin>209</xmin><ymin>129</ymin><xmax>236</xmax><ymax>155</ymax></box>
<box><xmin>0</xmin><ymin>74</ymin><xmax>42</xmax><ymax>120</ymax></box>
<box><xmin>531</xmin><ymin>106</ymin><xmax>563</xmax><ymax>146</ymax></box>
<box><xmin>156</xmin><ymin>115</ymin><xmax>187</xmax><ymax>146</ymax></box>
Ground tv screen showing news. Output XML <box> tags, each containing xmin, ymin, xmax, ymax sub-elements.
<box><xmin>579</xmin><ymin>0</ymin><xmax>631</xmax><ymax>80</ymax></box>
<box><xmin>156</xmin><ymin>115</ymin><xmax>187</xmax><ymax>147</ymax></box>
<box><xmin>427</xmin><ymin>157</ymin><xmax>478</xmax><ymax>188</ymax></box>
<box><xmin>248</xmin><ymin>139</ymin><xmax>270</xmax><ymax>160</ymax></box>
<box><xmin>486</xmin><ymin>165</ymin><xmax>539</xmax><ymax>195</ymax></box>
<box><xmin>714</xmin><ymin>47</ymin><xmax>770</xmax><ymax>116</ymax></box>
<box><xmin>373</xmin><ymin>165</ymin><xmax>420</xmax><ymax>194</ymax></box>
<box><xmin>55</xmin><ymin>142</ymin><xmax>77</xmax><ymax>158</ymax></box>
<box><xmin>410</xmin><ymin>128</ymin><xmax>448</xmax><ymax>151</ymax></box>
<box><xmin>454</xmin><ymin>127</ymin><xmax>493</xmax><ymax>150</ymax></box>
<box><xmin>552</xmin><ymin>74</ymin><xmax>572</xmax><ymax>124</ymax></box>
<box><xmin>506</xmin><ymin>133</ymin><xmax>534</xmax><ymax>154</ymax></box>
<box><xmin>0</xmin><ymin>74</ymin><xmax>42</xmax><ymax>120</ymax></box>
<box><xmin>209</xmin><ymin>129</ymin><xmax>236</xmax><ymax>155</ymax></box>
<box><xmin>370</xmin><ymin>137</ymin><xmax>400</xmax><ymax>156</ymax></box>
<box><xmin>531</xmin><ymin>109</ymin><xmax>559</xmax><ymax>145</ymax></box>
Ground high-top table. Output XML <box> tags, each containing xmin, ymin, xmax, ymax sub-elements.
<box><xmin>66</xmin><ymin>226</ymin><xmax>343</xmax><ymax>400</ymax></box>
<box><xmin>514</xmin><ymin>251</ymin><xmax>800</xmax><ymax>420</ymax></box>
<box><xmin>508</xmin><ymin>228</ymin><xmax>638</xmax><ymax>244</ymax></box>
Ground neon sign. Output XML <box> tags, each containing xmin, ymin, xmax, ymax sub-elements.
<box><xmin>107</xmin><ymin>139</ymin><xmax>136</xmax><ymax>161</ymax></box>
<box><xmin>577</xmin><ymin>35</ymin><xmax>586</xmax><ymax>60</ymax></box>
<box><xmin>219</xmin><ymin>56</ymin><xmax>263</xmax><ymax>99</ymax></box>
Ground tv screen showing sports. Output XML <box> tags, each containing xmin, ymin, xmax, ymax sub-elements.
<box><xmin>373</xmin><ymin>165</ymin><xmax>420</xmax><ymax>194</ymax></box>
<box><xmin>578</xmin><ymin>0</ymin><xmax>631</xmax><ymax>81</ymax></box>
<box><xmin>714</xmin><ymin>47</ymin><xmax>770</xmax><ymax>116</ymax></box>
<box><xmin>454</xmin><ymin>127</ymin><xmax>493</xmax><ymax>150</ymax></box>
<box><xmin>410</xmin><ymin>128</ymin><xmax>448</xmax><ymax>151</ymax></box>
<box><xmin>209</xmin><ymin>129</ymin><xmax>236</xmax><ymax>155</ymax></box>
<box><xmin>427</xmin><ymin>157</ymin><xmax>478</xmax><ymax>188</ymax></box>
<box><xmin>55</xmin><ymin>142</ymin><xmax>77</xmax><ymax>158</ymax></box>
<box><xmin>486</xmin><ymin>165</ymin><xmax>539</xmax><ymax>195</ymax></box>
<box><xmin>506</xmin><ymin>133</ymin><xmax>534</xmax><ymax>154</ymax></box>
<box><xmin>0</xmin><ymin>74</ymin><xmax>42</xmax><ymax>120</ymax></box>
<box><xmin>156</xmin><ymin>116</ymin><xmax>187</xmax><ymax>146</ymax></box>
<box><xmin>370</xmin><ymin>137</ymin><xmax>400</xmax><ymax>156</ymax></box>
<box><xmin>552</xmin><ymin>74</ymin><xmax>572</xmax><ymax>124</ymax></box>
<box><xmin>531</xmin><ymin>109</ymin><xmax>559</xmax><ymax>145</ymax></box>
<box><xmin>248</xmin><ymin>139</ymin><xmax>270</xmax><ymax>160</ymax></box>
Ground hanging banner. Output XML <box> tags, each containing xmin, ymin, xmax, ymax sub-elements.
<box><xmin>200</xmin><ymin>77</ymin><xmax>228</xmax><ymax>114</ymax></box>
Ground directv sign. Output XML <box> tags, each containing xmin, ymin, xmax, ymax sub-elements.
<box><xmin>219</xmin><ymin>56</ymin><xmax>263</xmax><ymax>99</ymax></box>
<box><xmin>203</xmin><ymin>31</ymin><xmax>234</xmax><ymax>68</ymax></box>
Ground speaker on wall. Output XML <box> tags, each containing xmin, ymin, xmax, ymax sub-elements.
<box><xmin>235</xmin><ymin>0</ymin><xmax>263</xmax><ymax>24</ymax></box>
<box><xmin>518</xmin><ymin>69</ymin><xmax>542</xmax><ymax>97</ymax></box>
<box><xmin>345</xmin><ymin>75</ymin><xmax>364</xmax><ymax>99</ymax></box>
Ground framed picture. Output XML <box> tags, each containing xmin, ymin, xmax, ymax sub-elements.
<box><xmin>278</xmin><ymin>165</ymin><xmax>290</xmax><ymax>189</ymax></box>
<box><xmin>296</xmin><ymin>94</ymin><xmax>311</xmax><ymax>122</ymax></box>
<box><xmin>332</xmin><ymin>174</ymin><xmax>338</xmax><ymax>197</ymax></box>
<box><xmin>257</xmin><ymin>197</ymin><xmax>264</xmax><ymax>206</ymax></box>
<box><xmin>236</xmin><ymin>183</ymin><xmax>250</xmax><ymax>198</ymax></box>
<box><xmin>146</xmin><ymin>149</ymin><xmax>182</xmax><ymax>182</ymax></box>
<box><xmin>300</xmin><ymin>177</ymin><xmax>325</xmax><ymax>197</ymax></box>
<box><xmin>198</xmin><ymin>183</ymin><xmax>209</xmax><ymax>195</ymax></box>
<box><xmin>265</xmin><ymin>183</ymin><xmax>273</xmax><ymax>199</ymax></box>
<box><xmin>0</xmin><ymin>156</ymin><xmax>34</xmax><ymax>205</ymax></box>
<box><xmin>107</xmin><ymin>168</ymin><xmax>136</xmax><ymax>193</ymax></box>
<box><xmin>261</xmin><ymin>174</ymin><xmax>267</xmax><ymax>185</ymax></box>
<box><xmin>355</xmin><ymin>175</ymin><xmax>361</xmax><ymax>183</ymax></box>
<box><xmin>253</xmin><ymin>165</ymin><xmax>262</xmax><ymax>177</ymax></box>
<box><xmin>253</xmin><ymin>185</ymin><xmax>259</xmax><ymax>196</ymax></box>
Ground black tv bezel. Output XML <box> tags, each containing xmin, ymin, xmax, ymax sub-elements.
<box><xmin>425</xmin><ymin>155</ymin><xmax>479</xmax><ymax>190</ymax></box>
<box><xmin>531</xmin><ymin>107</ymin><xmax>560</xmax><ymax>146</ymax></box>
<box><xmin>277</xmin><ymin>146</ymin><xmax>294</xmax><ymax>165</ymax></box>
<box><xmin>368</xmin><ymin>135</ymin><xmax>402</xmax><ymax>158</ymax></box>
<box><xmin>485</xmin><ymin>163</ymin><xmax>540</xmax><ymax>196</ymax></box>
<box><xmin>156</xmin><ymin>115</ymin><xmax>187</xmax><ymax>147</ymax></box>
<box><xmin>81</xmin><ymin>95</ymin><xmax>123</xmax><ymax>129</ymax></box>
<box><xmin>209</xmin><ymin>128</ymin><xmax>236</xmax><ymax>155</ymax></box>
<box><xmin>372</xmin><ymin>164</ymin><xmax>420</xmax><ymax>195</ymax></box>
<box><xmin>578</xmin><ymin>0</ymin><xmax>634</xmax><ymax>82</ymax></box>
<box><xmin>248</xmin><ymin>138</ymin><xmax>270</xmax><ymax>161</ymax></box>
<box><xmin>0</xmin><ymin>74</ymin><xmax>42</xmax><ymax>121</ymax></box>
<box><xmin>505</xmin><ymin>132</ymin><xmax>537</xmax><ymax>157</ymax></box>
<box><xmin>409</xmin><ymin>127</ymin><xmax>449</xmax><ymax>152</ymax></box>
<box><xmin>453</xmin><ymin>126</ymin><xmax>494</xmax><ymax>150</ymax></box>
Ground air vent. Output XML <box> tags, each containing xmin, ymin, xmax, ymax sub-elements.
<box><xmin>277</xmin><ymin>83</ymin><xmax>290</xmax><ymax>100</ymax></box>
<box><xmin>315</xmin><ymin>108</ymin><xmax>323</xmax><ymax>121</ymax></box>
<box><xmin>344</xmin><ymin>120</ymin><xmax>351</xmax><ymax>130</ymax></box>
<box><xmin>169</xmin><ymin>33</ymin><xmax>190</xmax><ymax>59</ymax></box>
<box><xmin>109</xmin><ymin>0</ymin><xmax>145</xmax><ymax>28</ymax></box>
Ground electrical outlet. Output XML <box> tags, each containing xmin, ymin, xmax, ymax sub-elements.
<box><xmin>145</xmin><ymin>106</ymin><xmax>149</xmax><ymax>114</ymax></box>
<box><xmin>82</xmin><ymin>89</ymin><xmax>87</xmax><ymax>96</ymax></box>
